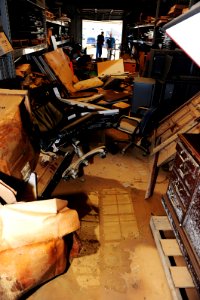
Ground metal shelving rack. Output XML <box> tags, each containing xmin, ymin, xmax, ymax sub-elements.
<box><xmin>0</xmin><ymin>0</ymin><xmax>16</xmax><ymax>79</ymax></box>
<box><xmin>0</xmin><ymin>0</ymin><xmax>48</xmax><ymax>80</ymax></box>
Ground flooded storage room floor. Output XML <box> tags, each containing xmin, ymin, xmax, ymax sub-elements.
<box><xmin>26</xmin><ymin>128</ymin><xmax>199</xmax><ymax>300</ymax></box>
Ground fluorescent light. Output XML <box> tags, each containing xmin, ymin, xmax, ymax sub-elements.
<box><xmin>163</xmin><ymin>2</ymin><xmax>200</xmax><ymax>67</ymax></box>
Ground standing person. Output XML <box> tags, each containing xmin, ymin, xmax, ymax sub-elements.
<box><xmin>106</xmin><ymin>33</ymin><xmax>115</xmax><ymax>60</ymax></box>
<box><xmin>96</xmin><ymin>31</ymin><xmax>104</xmax><ymax>59</ymax></box>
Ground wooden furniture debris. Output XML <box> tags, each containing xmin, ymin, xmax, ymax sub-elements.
<box><xmin>145</xmin><ymin>91</ymin><xmax>200</xmax><ymax>199</ymax></box>
<box><xmin>161</xmin><ymin>133</ymin><xmax>200</xmax><ymax>295</ymax></box>
<box><xmin>150</xmin><ymin>216</ymin><xmax>199</xmax><ymax>300</ymax></box>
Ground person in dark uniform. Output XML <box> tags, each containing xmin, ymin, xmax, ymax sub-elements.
<box><xmin>96</xmin><ymin>31</ymin><xmax>104</xmax><ymax>59</ymax></box>
<box><xmin>106</xmin><ymin>33</ymin><xmax>115</xmax><ymax>60</ymax></box>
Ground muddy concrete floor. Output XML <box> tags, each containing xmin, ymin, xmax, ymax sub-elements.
<box><xmin>26</xmin><ymin>128</ymin><xmax>176</xmax><ymax>300</ymax></box>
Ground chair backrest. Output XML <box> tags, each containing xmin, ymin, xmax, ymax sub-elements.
<box><xmin>44</xmin><ymin>48</ymin><xmax>79</xmax><ymax>93</ymax></box>
<box><xmin>44</xmin><ymin>48</ymin><xmax>104</xmax><ymax>94</ymax></box>
<box><xmin>138</xmin><ymin>106</ymin><xmax>160</xmax><ymax>137</ymax></box>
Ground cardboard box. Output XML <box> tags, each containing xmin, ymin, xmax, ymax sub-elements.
<box><xmin>168</xmin><ymin>4</ymin><xmax>188</xmax><ymax>16</ymax></box>
<box><xmin>15</xmin><ymin>63</ymin><xmax>31</xmax><ymax>78</ymax></box>
<box><xmin>0</xmin><ymin>32</ymin><xmax>13</xmax><ymax>56</ymax></box>
<box><xmin>0</xmin><ymin>89</ymin><xmax>38</xmax><ymax>182</ymax></box>
<box><xmin>123</xmin><ymin>60</ymin><xmax>136</xmax><ymax>74</ymax></box>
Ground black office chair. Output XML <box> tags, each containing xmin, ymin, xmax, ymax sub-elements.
<box><xmin>30</xmin><ymin>85</ymin><xmax>120</xmax><ymax>198</ymax></box>
<box><xmin>110</xmin><ymin>106</ymin><xmax>160</xmax><ymax>155</ymax></box>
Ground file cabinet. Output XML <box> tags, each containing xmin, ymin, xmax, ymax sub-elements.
<box><xmin>162</xmin><ymin>133</ymin><xmax>200</xmax><ymax>294</ymax></box>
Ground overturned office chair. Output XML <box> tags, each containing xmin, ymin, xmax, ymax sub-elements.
<box><xmin>31</xmin><ymin>86</ymin><xmax>119</xmax><ymax>198</ymax></box>
<box><xmin>109</xmin><ymin>106</ymin><xmax>159</xmax><ymax>155</ymax></box>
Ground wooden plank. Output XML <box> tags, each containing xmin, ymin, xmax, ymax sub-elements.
<box><xmin>150</xmin><ymin>216</ymin><xmax>183</xmax><ymax>300</ymax></box>
<box><xmin>157</xmin><ymin>125</ymin><xmax>200</xmax><ymax>167</ymax></box>
<box><xmin>152</xmin><ymin>120</ymin><xmax>199</xmax><ymax>155</ymax></box>
<box><xmin>157</xmin><ymin>142</ymin><xmax>176</xmax><ymax>167</ymax></box>
<box><xmin>145</xmin><ymin>134</ymin><xmax>160</xmax><ymax>199</ymax></box>
<box><xmin>97</xmin><ymin>59</ymin><xmax>125</xmax><ymax>77</ymax></box>
<box><xmin>146</xmin><ymin>91</ymin><xmax>200</xmax><ymax>198</ymax></box>
<box><xmin>188</xmin><ymin>101</ymin><xmax>200</xmax><ymax>117</ymax></box>
<box><xmin>158</xmin><ymin>111</ymin><xmax>198</xmax><ymax>141</ymax></box>
<box><xmin>170</xmin><ymin>266</ymin><xmax>195</xmax><ymax>288</ymax></box>
<box><xmin>155</xmin><ymin>92</ymin><xmax>200</xmax><ymax>138</ymax></box>
<box><xmin>151</xmin><ymin>215</ymin><xmax>172</xmax><ymax>231</ymax></box>
<box><xmin>160</xmin><ymin>239</ymin><xmax>182</xmax><ymax>256</ymax></box>
<box><xmin>145</xmin><ymin>152</ymin><xmax>159</xmax><ymax>199</ymax></box>
<box><xmin>0</xmin><ymin>88</ymin><xmax>28</xmax><ymax>96</ymax></box>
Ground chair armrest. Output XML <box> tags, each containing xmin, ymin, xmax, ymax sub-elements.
<box><xmin>136</xmin><ymin>106</ymin><xmax>149</xmax><ymax>116</ymax></box>
<box><xmin>118</xmin><ymin>114</ymin><xmax>141</xmax><ymax>124</ymax></box>
<box><xmin>117</xmin><ymin>115</ymin><xmax>141</xmax><ymax>133</ymax></box>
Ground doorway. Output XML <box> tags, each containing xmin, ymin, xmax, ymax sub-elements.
<box><xmin>82</xmin><ymin>19</ymin><xmax>123</xmax><ymax>60</ymax></box>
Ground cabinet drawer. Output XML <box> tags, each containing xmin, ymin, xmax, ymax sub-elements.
<box><xmin>169</xmin><ymin>171</ymin><xmax>191</xmax><ymax>209</ymax></box>
<box><xmin>174</xmin><ymin>143</ymin><xmax>200</xmax><ymax>195</ymax></box>
<box><xmin>184</xmin><ymin>186</ymin><xmax>200</xmax><ymax>260</ymax></box>
<box><xmin>166</xmin><ymin>183</ymin><xmax>184</xmax><ymax>222</ymax></box>
<box><xmin>174</xmin><ymin>154</ymin><xmax>199</xmax><ymax>193</ymax></box>
<box><xmin>176</xmin><ymin>142</ymin><xmax>199</xmax><ymax>172</ymax></box>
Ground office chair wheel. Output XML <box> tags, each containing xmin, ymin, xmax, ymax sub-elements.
<box><xmin>120</xmin><ymin>141</ymin><xmax>134</xmax><ymax>155</ymax></box>
<box><xmin>99</xmin><ymin>152</ymin><xmax>107</xmax><ymax>158</ymax></box>
<box><xmin>140</xmin><ymin>138</ymin><xmax>151</xmax><ymax>154</ymax></box>
<box><xmin>121</xmin><ymin>149</ymin><xmax>126</xmax><ymax>155</ymax></box>
<box><xmin>105</xmin><ymin>141</ymin><xmax>119</xmax><ymax>155</ymax></box>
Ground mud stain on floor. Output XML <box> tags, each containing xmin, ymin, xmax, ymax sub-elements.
<box><xmin>26</xmin><ymin>146</ymin><xmax>172</xmax><ymax>300</ymax></box>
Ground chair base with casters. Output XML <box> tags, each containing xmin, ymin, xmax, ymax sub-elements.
<box><xmin>112</xmin><ymin>132</ymin><xmax>151</xmax><ymax>155</ymax></box>
<box><xmin>110</xmin><ymin>106</ymin><xmax>159</xmax><ymax>155</ymax></box>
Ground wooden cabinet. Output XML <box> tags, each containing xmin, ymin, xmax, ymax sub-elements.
<box><xmin>162</xmin><ymin>133</ymin><xmax>200</xmax><ymax>294</ymax></box>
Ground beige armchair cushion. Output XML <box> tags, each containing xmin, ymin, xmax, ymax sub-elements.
<box><xmin>0</xmin><ymin>198</ymin><xmax>80</xmax><ymax>251</ymax></box>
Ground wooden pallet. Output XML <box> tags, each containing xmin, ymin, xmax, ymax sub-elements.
<box><xmin>150</xmin><ymin>216</ymin><xmax>199</xmax><ymax>300</ymax></box>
